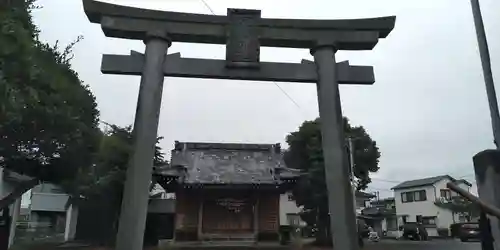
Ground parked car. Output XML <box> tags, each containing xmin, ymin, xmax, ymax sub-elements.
<box><xmin>458</xmin><ymin>223</ymin><xmax>480</xmax><ymax>242</ymax></box>
<box><xmin>402</xmin><ymin>223</ymin><xmax>420</xmax><ymax>240</ymax></box>
<box><xmin>450</xmin><ymin>223</ymin><xmax>466</xmax><ymax>238</ymax></box>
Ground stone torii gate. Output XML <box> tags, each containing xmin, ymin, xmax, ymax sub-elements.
<box><xmin>82</xmin><ymin>1</ymin><xmax>395</xmax><ymax>249</ymax></box>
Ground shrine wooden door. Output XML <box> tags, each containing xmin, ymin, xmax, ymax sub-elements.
<box><xmin>202</xmin><ymin>198</ymin><xmax>254</xmax><ymax>234</ymax></box>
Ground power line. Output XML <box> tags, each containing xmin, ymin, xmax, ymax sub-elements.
<box><xmin>457</xmin><ymin>173</ymin><xmax>475</xmax><ymax>179</ymax></box>
<box><xmin>200</xmin><ymin>0</ymin><xmax>216</xmax><ymax>15</ymax></box>
<box><xmin>371</xmin><ymin>177</ymin><xmax>401</xmax><ymax>184</ymax></box>
<box><xmin>367</xmin><ymin>186</ymin><xmax>392</xmax><ymax>192</ymax></box>
<box><xmin>198</xmin><ymin>0</ymin><xmax>304</xmax><ymax>112</ymax></box>
<box><xmin>274</xmin><ymin>82</ymin><xmax>302</xmax><ymax>110</ymax></box>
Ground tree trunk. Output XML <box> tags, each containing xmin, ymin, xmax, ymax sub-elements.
<box><xmin>316</xmin><ymin>219</ymin><xmax>331</xmax><ymax>246</ymax></box>
<box><xmin>0</xmin><ymin>179</ymin><xmax>39</xmax><ymax>210</ymax></box>
<box><xmin>315</xmin><ymin>206</ymin><xmax>332</xmax><ymax>246</ymax></box>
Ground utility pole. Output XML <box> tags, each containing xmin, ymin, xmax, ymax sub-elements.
<box><xmin>348</xmin><ymin>137</ymin><xmax>357</xmax><ymax>214</ymax></box>
<box><xmin>470</xmin><ymin>0</ymin><xmax>500</xmax><ymax>148</ymax></box>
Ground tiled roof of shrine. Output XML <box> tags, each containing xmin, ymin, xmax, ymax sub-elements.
<box><xmin>154</xmin><ymin>141</ymin><xmax>301</xmax><ymax>185</ymax></box>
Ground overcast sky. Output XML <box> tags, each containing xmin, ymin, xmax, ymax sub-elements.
<box><xmin>28</xmin><ymin>0</ymin><xmax>500</xmax><ymax>198</ymax></box>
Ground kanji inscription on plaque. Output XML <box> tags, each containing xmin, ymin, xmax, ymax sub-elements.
<box><xmin>225</xmin><ymin>9</ymin><xmax>261</xmax><ymax>69</ymax></box>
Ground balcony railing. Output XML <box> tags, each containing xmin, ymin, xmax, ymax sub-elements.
<box><xmin>446</xmin><ymin>182</ymin><xmax>500</xmax><ymax>218</ymax></box>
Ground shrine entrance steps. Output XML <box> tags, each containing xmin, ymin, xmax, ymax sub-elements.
<box><xmin>168</xmin><ymin>241</ymin><xmax>288</xmax><ymax>250</ymax></box>
<box><xmin>169</xmin><ymin>238</ymin><xmax>289</xmax><ymax>250</ymax></box>
<box><xmin>202</xmin><ymin>233</ymin><xmax>255</xmax><ymax>242</ymax></box>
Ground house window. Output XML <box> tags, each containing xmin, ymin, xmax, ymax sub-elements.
<box><xmin>440</xmin><ymin>189</ymin><xmax>452</xmax><ymax>200</ymax></box>
<box><xmin>422</xmin><ymin>216</ymin><xmax>437</xmax><ymax>227</ymax></box>
<box><xmin>401</xmin><ymin>192</ymin><xmax>414</xmax><ymax>203</ymax></box>
<box><xmin>401</xmin><ymin>190</ymin><xmax>426</xmax><ymax>203</ymax></box>
<box><xmin>414</xmin><ymin>190</ymin><xmax>427</xmax><ymax>201</ymax></box>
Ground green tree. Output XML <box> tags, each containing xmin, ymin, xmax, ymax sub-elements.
<box><xmin>64</xmin><ymin>125</ymin><xmax>167</xmax><ymax>245</ymax></box>
<box><xmin>0</xmin><ymin>0</ymin><xmax>100</xmax><ymax>208</ymax></box>
<box><xmin>284</xmin><ymin>117</ymin><xmax>380</xmax><ymax>245</ymax></box>
<box><xmin>66</xmin><ymin>124</ymin><xmax>167</xmax><ymax>198</ymax></box>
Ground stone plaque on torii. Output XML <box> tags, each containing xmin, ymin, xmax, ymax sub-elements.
<box><xmin>82</xmin><ymin>1</ymin><xmax>395</xmax><ymax>250</ymax></box>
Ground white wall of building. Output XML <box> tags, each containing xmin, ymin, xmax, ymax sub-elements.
<box><xmin>279</xmin><ymin>192</ymin><xmax>305</xmax><ymax>226</ymax></box>
<box><xmin>30</xmin><ymin>193</ymin><xmax>68</xmax><ymax>212</ymax></box>
<box><xmin>394</xmin><ymin>185</ymin><xmax>438</xmax><ymax>222</ymax></box>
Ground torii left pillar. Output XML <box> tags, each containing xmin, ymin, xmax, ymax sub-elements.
<box><xmin>115</xmin><ymin>30</ymin><xmax>171</xmax><ymax>250</ymax></box>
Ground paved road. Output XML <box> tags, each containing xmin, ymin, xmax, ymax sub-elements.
<box><xmin>365</xmin><ymin>239</ymin><xmax>481</xmax><ymax>250</ymax></box>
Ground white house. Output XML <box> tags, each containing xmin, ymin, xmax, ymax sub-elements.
<box><xmin>392</xmin><ymin>175</ymin><xmax>472</xmax><ymax>237</ymax></box>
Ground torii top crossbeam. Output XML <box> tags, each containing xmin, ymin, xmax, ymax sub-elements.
<box><xmin>83</xmin><ymin>0</ymin><xmax>395</xmax><ymax>50</ymax></box>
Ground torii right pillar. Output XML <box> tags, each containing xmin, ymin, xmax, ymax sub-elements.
<box><xmin>474</xmin><ymin>150</ymin><xmax>500</xmax><ymax>250</ymax></box>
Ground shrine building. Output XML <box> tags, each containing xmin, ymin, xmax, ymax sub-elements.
<box><xmin>154</xmin><ymin>141</ymin><xmax>301</xmax><ymax>242</ymax></box>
